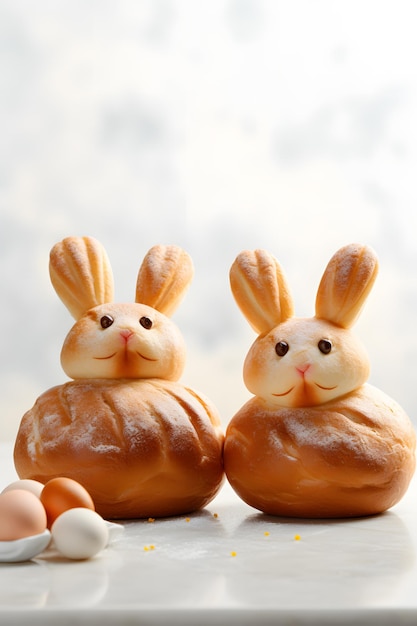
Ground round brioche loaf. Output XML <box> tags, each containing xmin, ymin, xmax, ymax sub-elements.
<box><xmin>224</xmin><ymin>384</ymin><xmax>415</xmax><ymax>517</ymax></box>
<box><xmin>14</xmin><ymin>378</ymin><xmax>224</xmax><ymax>519</ymax></box>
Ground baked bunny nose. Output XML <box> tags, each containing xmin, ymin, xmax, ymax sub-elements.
<box><xmin>120</xmin><ymin>330</ymin><xmax>134</xmax><ymax>342</ymax></box>
<box><xmin>296</xmin><ymin>363</ymin><xmax>311</xmax><ymax>376</ymax></box>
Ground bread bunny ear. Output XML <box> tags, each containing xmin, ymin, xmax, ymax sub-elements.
<box><xmin>135</xmin><ymin>245</ymin><xmax>194</xmax><ymax>316</ymax></box>
<box><xmin>315</xmin><ymin>243</ymin><xmax>378</xmax><ymax>329</ymax></box>
<box><xmin>49</xmin><ymin>236</ymin><xmax>114</xmax><ymax>320</ymax></box>
<box><xmin>230</xmin><ymin>249</ymin><xmax>294</xmax><ymax>334</ymax></box>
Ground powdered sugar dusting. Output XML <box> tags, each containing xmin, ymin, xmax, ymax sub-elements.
<box><xmin>21</xmin><ymin>378</ymin><xmax>223</xmax><ymax>462</ymax></box>
<box><xmin>243</xmin><ymin>383</ymin><xmax>413</xmax><ymax>475</ymax></box>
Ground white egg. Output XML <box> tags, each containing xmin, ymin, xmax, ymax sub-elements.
<box><xmin>51</xmin><ymin>508</ymin><xmax>109</xmax><ymax>560</ymax></box>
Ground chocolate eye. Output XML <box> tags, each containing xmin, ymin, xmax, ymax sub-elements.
<box><xmin>139</xmin><ymin>316</ymin><xmax>153</xmax><ymax>330</ymax></box>
<box><xmin>318</xmin><ymin>339</ymin><xmax>332</xmax><ymax>354</ymax></box>
<box><xmin>275</xmin><ymin>341</ymin><xmax>289</xmax><ymax>357</ymax></box>
<box><xmin>100</xmin><ymin>314</ymin><xmax>114</xmax><ymax>329</ymax></box>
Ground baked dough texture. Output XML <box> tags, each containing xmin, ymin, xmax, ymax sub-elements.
<box><xmin>14</xmin><ymin>378</ymin><xmax>224</xmax><ymax>519</ymax></box>
<box><xmin>225</xmin><ymin>384</ymin><xmax>415</xmax><ymax>517</ymax></box>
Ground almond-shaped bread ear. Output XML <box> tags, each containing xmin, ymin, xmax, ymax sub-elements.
<box><xmin>230</xmin><ymin>250</ymin><xmax>294</xmax><ymax>334</ymax></box>
<box><xmin>135</xmin><ymin>245</ymin><xmax>194</xmax><ymax>316</ymax></box>
<box><xmin>315</xmin><ymin>243</ymin><xmax>379</xmax><ymax>329</ymax></box>
<box><xmin>49</xmin><ymin>236</ymin><xmax>114</xmax><ymax>320</ymax></box>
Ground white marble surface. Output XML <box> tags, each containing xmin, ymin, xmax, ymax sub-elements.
<box><xmin>0</xmin><ymin>443</ymin><xmax>416</xmax><ymax>625</ymax></box>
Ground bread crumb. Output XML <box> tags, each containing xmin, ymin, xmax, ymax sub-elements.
<box><xmin>185</xmin><ymin>517</ymin><xmax>190</xmax><ymax>522</ymax></box>
<box><xmin>148</xmin><ymin>518</ymin><xmax>155</xmax><ymax>523</ymax></box>
<box><xmin>213</xmin><ymin>513</ymin><xmax>218</xmax><ymax>518</ymax></box>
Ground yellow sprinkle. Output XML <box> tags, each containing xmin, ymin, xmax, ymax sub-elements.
<box><xmin>150</xmin><ymin>545</ymin><xmax>155</xmax><ymax>550</ymax></box>
<box><xmin>294</xmin><ymin>534</ymin><xmax>301</xmax><ymax>541</ymax></box>
<box><xmin>144</xmin><ymin>546</ymin><xmax>149</xmax><ymax>551</ymax></box>
<box><xmin>147</xmin><ymin>517</ymin><xmax>155</xmax><ymax>523</ymax></box>
<box><xmin>185</xmin><ymin>517</ymin><xmax>191</xmax><ymax>522</ymax></box>
<box><xmin>264</xmin><ymin>531</ymin><xmax>270</xmax><ymax>536</ymax></box>
<box><xmin>230</xmin><ymin>551</ymin><xmax>237</xmax><ymax>557</ymax></box>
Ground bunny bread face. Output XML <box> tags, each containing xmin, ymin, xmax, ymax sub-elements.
<box><xmin>61</xmin><ymin>303</ymin><xmax>186</xmax><ymax>381</ymax></box>
<box><xmin>50</xmin><ymin>237</ymin><xmax>192</xmax><ymax>381</ymax></box>
<box><xmin>243</xmin><ymin>317</ymin><xmax>369</xmax><ymax>407</ymax></box>
<box><xmin>230</xmin><ymin>244</ymin><xmax>377</xmax><ymax>408</ymax></box>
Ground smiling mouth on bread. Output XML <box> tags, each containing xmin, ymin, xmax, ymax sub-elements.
<box><xmin>315</xmin><ymin>382</ymin><xmax>337</xmax><ymax>390</ymax></box>
<box><xmin>135</xmin><ymin>351</ymin><xmax>158</xmax><ymax>362</ymax></box>
<box><xmin>272</xmin><ymin>387</ymin><xmax>295</xmax><ymax>397</ymax></box>
<box><xmin>272</xmin><ymin>381</ymin><xmax>337</xmax><ymax>397</ymax></box>
<box><xmin>94</xmin><ymin>352</ymin><xmax>117</xmax><ymax>360</ymax></box>
<box><xmin>93</xmin><ymin>350</ymin><xmax>158</xmax><ymax>362</ymax></box>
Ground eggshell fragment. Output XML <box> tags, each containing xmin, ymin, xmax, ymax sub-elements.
<box><xmin>2</xmin><ymin>479</ymin><xmax>44</xmax><ymax>499</ymax></box>
<box><xmin>51</xmin><ymin>508</ymin><xmax>109</xmax><ymax>560</ymax></box>
<box><xmin>40</xmin><ymin>477</ymin><xmax>95</xmax><ymax>528</ymax></box>
<box><xmin>0</xmin><ymin>490</ymin><xmax>47</xmax><ymax>541</ymax></box>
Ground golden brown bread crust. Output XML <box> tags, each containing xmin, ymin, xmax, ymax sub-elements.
<box><xmin>14</xmin><ymin>379</ymin><xmax>224</xmax><ymax>519</ymax></box>
<box><xmin>229</xmin><ymin>249</ymin><xmax>294</xmax><ymax>334</ymax></box>
<box><xmin>49</xmin><ymin>236</ymin><xmax>114</xmax><ymax>320</ymax></box>
<box><xmin>315</xmin><ymin>243</ymin><xmax>379</xmax><ymax>329</ymax></box>
<box><xmin>135</xmin><ymin>245</ymin><xmax>194</xmax><ymax>316</ymax></box>
<box><xmin>224</xmin><ymin>384</ymin><xmax>416</xmax><ymax>517</ymax></box>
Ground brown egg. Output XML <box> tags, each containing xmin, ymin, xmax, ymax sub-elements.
<box><xmin>0</xmin><ymin>489</ymin><xmax>48</xmax><ymax>541</ymax></box>
<box><xmin>40</xmin><ymin>477</ymin><xmax>95</xmax><ymax>528</ymax></box>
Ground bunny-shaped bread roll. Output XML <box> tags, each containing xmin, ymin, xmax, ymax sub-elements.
<box><xmin>50</xmin><ymin>237</ymin><xmax>191</xmax><ymax>381</ymax></box>
<box><xmin>224</xmin><ymin>244</ymin><xmax>415</xmax><ymax>517</ymax></box>
<box><xmin>14</xmin><ymin>237</ymin><xmax>224</xmax><ymax>518</ymax></box>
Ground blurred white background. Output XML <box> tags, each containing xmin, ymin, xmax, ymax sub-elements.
<box><xmin>1</xmin><ymin>0</ymin><xmax>417</xmax><ymax>440</ymax></box>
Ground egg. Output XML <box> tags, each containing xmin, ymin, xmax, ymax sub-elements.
<box><xmin>51</xmin><ymin>508</ymin><xmax>109</xmax><ymax>560</ymax></box>
<box><xmin>0</xmin><ymin>489</ymin><xmax>47</xmax><ymax>541</ymax></box>
<box><xmin>40</xmin><ymin>477</ymin><xmax>95</xmax><ymax>528</ymax></box>
<box><xmin>2</xmin><ymin>479</ymin><xmax>44</xmax><ymax>499</ymax></box>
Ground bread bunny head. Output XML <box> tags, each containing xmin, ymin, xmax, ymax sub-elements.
<box><xmin>230</xmin><ymin>244</ymin><xmax>379</xmax><ymax>408</ymax></box>
<box><xmin>50</xmin><ymin>236</ymin><xmax>193</xmax><ymax>381</ymax></box>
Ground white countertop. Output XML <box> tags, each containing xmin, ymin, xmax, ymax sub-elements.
<box><xmin>0</xmin><ymin>441</ymin><xmax>416</xmax><ymax>625</ymax></box>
